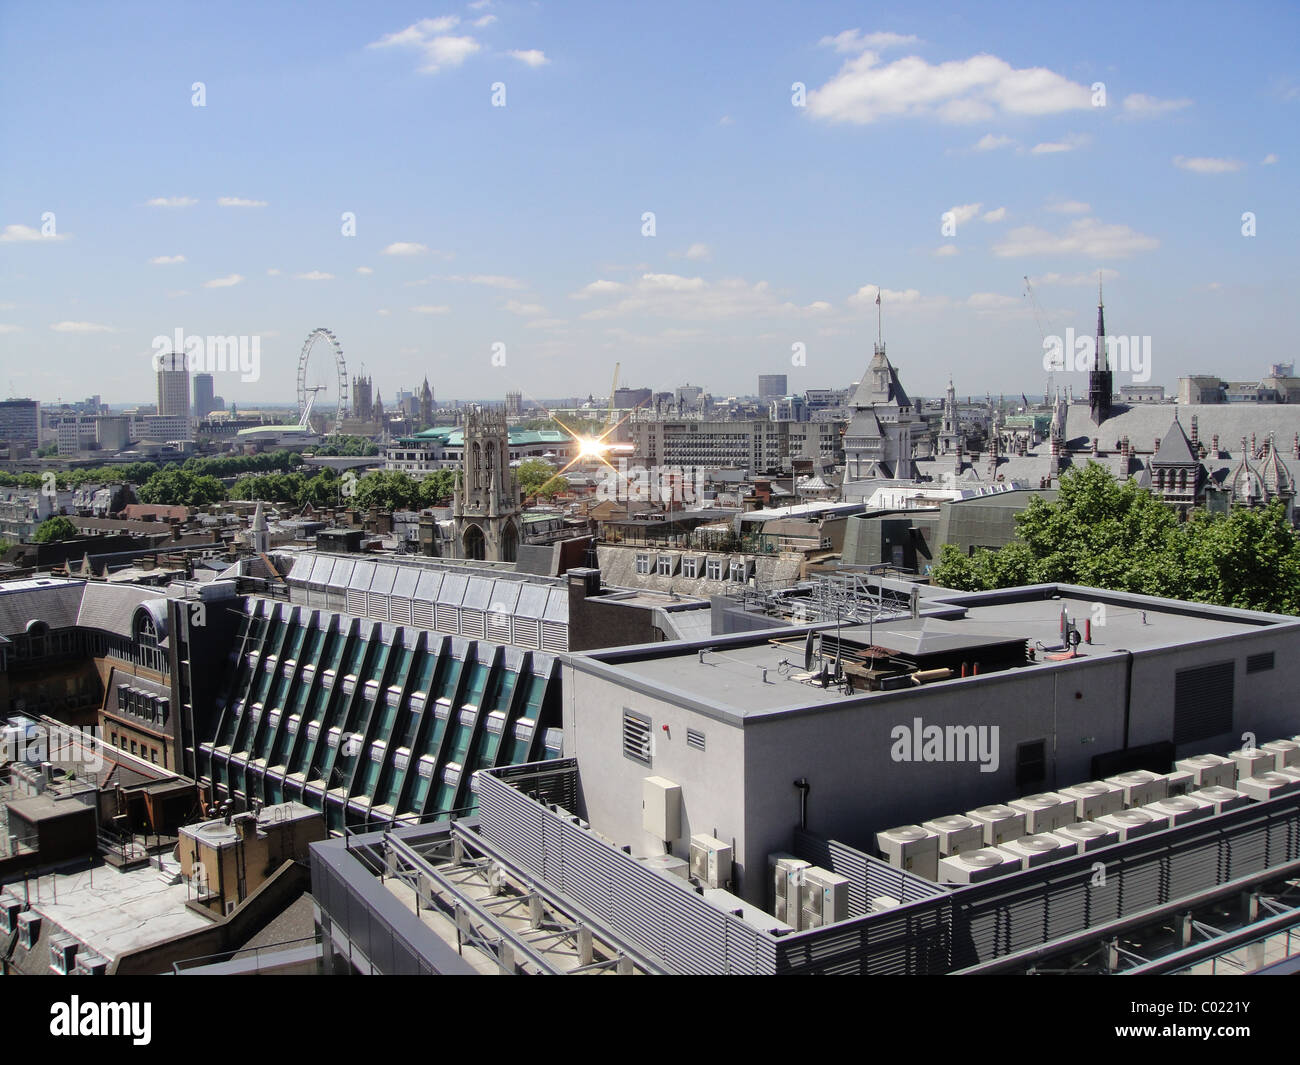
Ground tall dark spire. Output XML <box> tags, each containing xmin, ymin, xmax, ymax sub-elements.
<box><xmin>1088</xmin><ymin>271</ymin><xmax>1113</xmax><ymax>425</ymax></box>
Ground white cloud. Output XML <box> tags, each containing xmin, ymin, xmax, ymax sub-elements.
<box><xmin>149</xmin><ymin>254</ymin><xmax>186</xmax><ymax>264</ymax></box>
<box><xmin>49</xmin><ymin>321</ymin><xmax>116</xmax><ymax>333</ymax></box>
<box><xmin>1173</xmin><ymin>155</ymin><xmax>1244</xmax><ymax>174</ymax></box>
<box><xmin>369</xmin><ymin>20</ymin><xmax>482</xmax><ymax>73</ymax></box>
<box><xmin>933</xmin><ymin>244</ymin><xmax>959</xmax><ymax>258</ymax></box>
<box><xmin>807</xmin><ymin>50</ymin><xmax>1093</xmax><ymax>124</ymax></box>
<box><xmin>411</xmin><ymin>304</ymin><xmax>451</xmax><ymax>315</ymax></box>
<box><xmin>1046</xmin><ymin>200</ymin><xmax>1090</xmax><ymax>214</ymax></box>
<box><xmin>847</xmin><ymin>285</ymin><xmax>937</xmax><ymax>308</ymax></box>
<box><xmin>947</xmin><ymin>203</ymin><xmax>984</xmax><ymax>225</ymax></box>
<box><xmin>435</xmin><ymin>273</ymin><xmax>524</xmax><ymax>289</ymax></box>
<box><xmin>575</xmin><ymin>273</ymin><xmax>831</xmax><ymax>321</ymax></box>
<box><xmin>369</xmin><ymin>17</ymin><xmax>460</xmax><ymax>48</ymax></box>
<box><xmin>295</xmin><ymin>271</ymin><xmax>334</xmax><ymax>281</ymax></box>
<box><xmin>203</xmin><ymin>274</ymin><xmax>245</xmax><ymax>288</ymax></box>
<box><xmin>356</xmin><ymin>266</ymin><xmax>374</xmax><ymax>275</ymax></box>
<box><xmin>718</xmin><ymin>115</ymin><xmax>734</xmax><ymax>126</ymax></box>
<box><xmin>377</xmin><ymin>308</ymin><xmax>391</xmax><ymax>316</ymax></box>
<box><xmin>684</xmin><ymin>243</ymin><xmax>711</xmax><ymax>261</ymax></box>
<box><xmin>1030</xmin><ymin>269</ymin><xmax>1120</xmax><ymax>286</ymax></box>
<box><xmin>0</xmin><ymin>324</ymin><xmax>24</xmax><ymax>334</ymax></box>
<box><xmin>0</xmin><ymin>224</ymin><xmax>65</xmax><ymax>242</ymax></box>
<box><xmin>1121</xmin><ymin>93</ymin><xmax>1192</xmax><ymax>118</ymax></box>
<box><xmin>1262</xmin><ymin>153</ymin><xmax>1278</xmax><ymax>165</ymax></box>
<box><xmin>218</xmin><ymin>196</ymin><xmax>268</xmax><ymax>207</ymax></box>
<box><xmin>981</xmin><ymin>207</ymin><xmax>1007</xmax><ymax>223</ymax></box>
<box><xmin>818</xmin><ymin>29</ymin><xmax>918</xmax><ymax>54</ymax></box>
<box><xmin>509</xmin><ymin>49</ymin><xmax>549</xmax><ymax>68</ymax></box>
<box><xmin>167</xmin><ymin>290</ymin><xmax>189</xmax><ymax>299</ymax></box>
<box><xmin>572</xmin><ymin>280</ymin><xmax>627</xmax><ymax>299</ymax></box>
<box><xmin>966</xmin><ymin>292</ymin><xmax>1021</xmax><ymax>310</ymax></box>
<box><xmin>266</xmin><ymin>268</ymin><xmax>281</xmax><ymax>276</ymax></box>
<box><xmin>993</xmin><ymin>218</ymin><xmax>1158</xmax><ymax>259</ymax></box>
<box><xmin>505</xmin><ymin>299</ymin><xmax>547</xmax><ymax>316</ymax></box>
<box><xmin>473</xmin><ymin>14</ymin><xmax>496</xmax><ymax>27</ymax></box>
<box><xmin>382</xmin><ymin>242</ymin><xmax>429</xmax><ymax>256</ymax></box>
<box><xmin>146</xmin><ymin>196</ymin><xmax>197</xmax><ymax>207</ymax></box>
<box><xmin>1030</xmin><ymin>133</ymin><xmax>1089</xmax><ymax>154</ymax></box>
<box><xmin>973</xmin><ymin>133</ymin><xmax>1014</xmax><ymax>151</ymax></box>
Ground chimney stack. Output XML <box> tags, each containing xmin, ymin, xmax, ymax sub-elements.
<box><xmin>1190</xmin><ymin>416</ymin><xmax>1199</xmax><ymax>448</ymax></box>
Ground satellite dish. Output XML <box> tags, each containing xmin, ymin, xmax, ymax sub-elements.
<box><xmin>803</xmin><ymin>631</ymin><xmax>815</xmax><ymax>671</ymax></box>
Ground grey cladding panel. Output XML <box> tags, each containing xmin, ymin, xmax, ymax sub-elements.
<box><xmin>1174</xmin><ymin>661</ymin><xmax>1234</xmax><ymax>744</ymax></box>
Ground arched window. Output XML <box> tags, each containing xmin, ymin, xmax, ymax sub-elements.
<box><xmin>463</xmin><ymin>524</ymin><xmax>486</xmax><ymax>561</ymax></box>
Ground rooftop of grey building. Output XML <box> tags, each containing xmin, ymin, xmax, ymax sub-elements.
<box><xmin>569</xmin><ymin>584</ymin><xmax>1297</xmax><ymax>723</ymax></box>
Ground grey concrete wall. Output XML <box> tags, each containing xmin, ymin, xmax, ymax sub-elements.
<box><xmin>563</xmin><ymin>664</ymin><xmax>747</xmax><ymax>876</ymax></box>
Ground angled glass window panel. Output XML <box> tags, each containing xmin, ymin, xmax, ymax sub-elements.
<box><xmin>414</xmin><ymin>569</ymin><xmax>444</xmax><ymax>604</ymax></box>
<box><xmin>440</xmin><ymin>572</ymin><xmax>469</xmax><ymax>608</ymax></box>
<box><xmin>463</xmin><ymin>577</ymin><xmax>494</xmax><ymax>612</ymax></box>
<box><xmin>350</xmin><ymin>560</ymin><xmax>376</xmax><ymax>591</ymax></box>
<box><xmin>392</xmin><ymin>566</ymin><xmax>420</xmax><ymax>600</ymax></box>
<box><xmin>369</xmin><ymin>565</ymin><xmax>398</xmax><ymax>595</ymax></box>
<box><xmin>507</xmin><ymin>717</ymin><xmax>536</xmax><ymax>764</ymax></box>
<box><xmin>487</xmin><ymin>580</ymin><xmax>521</xmax><ymax>615</ymax></box>
<box><xmin>461</xmin><ymin>660</ymin><xmax>490</xmax><ymax>710</ymax></box>
<box><xmin>515</xmin><ymin>584</ymin><xmax>550</xmax><ymax>620</ymax></box>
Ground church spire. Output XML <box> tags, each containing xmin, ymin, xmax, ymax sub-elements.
<box><xmin>1088</xmin><ymin>270</ymin><xmax>1113</xmax><ymax>425</ymax></box>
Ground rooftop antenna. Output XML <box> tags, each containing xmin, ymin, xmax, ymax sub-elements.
<box><xmin>876</xmin><ymin>288</ymin><xmax>883</xmax><ymax>351</ymax></box>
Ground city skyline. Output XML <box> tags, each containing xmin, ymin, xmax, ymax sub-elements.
<box><xmin>1</xmin><ymin>1</ymin><xmax>1296</xmax><ymax>408</ymax></box>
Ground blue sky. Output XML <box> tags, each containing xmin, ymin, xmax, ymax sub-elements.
<box><xmin>1</xmin><ymin>0</ymin><xmax>1296</xmax><ymax>409</ymax></box>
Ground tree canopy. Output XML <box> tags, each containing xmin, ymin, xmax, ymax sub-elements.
<box><xmin>32</xmin><ymin>515</ymin><xmax>79</xmax><ymax>543</ymax></box>
<box><xmin>930</xmin><ymin>461</ymin><xmax>1300</xmax><ymax>614</ymax></box>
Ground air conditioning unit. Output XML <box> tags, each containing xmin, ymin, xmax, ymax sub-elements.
<box><xmin>1175</xmin><ymin>754</ymin><xmax>1238</xmax><ymax>789</ymax></box>
<box><xmin>642</xmin><ymin>777</ymin><xmax>682</xmax><ymax>842</ymax></box>
<box><xmin>996</xmin><ymin>833</ymin><xmax>1069</xmax><ymax>870</ymax></box>
<box><xmin>1237</xmin><ymin>772</ymin><xmax>1300</xmax><ymax>802</ymax></box>
<box><xmin>1053</xmin><ymin>821</ymin><xmax>1119</xmax><ymax>853</ymax></box>
<box><xmin>1190</xmin><ymin>786</ymin><xmax>1251</xmax><ymax>814</ymax></box>
<box><xmin>1095</xmin><ymin>809</ymin><xmax>1165</xmax><ymax>841</ymax></box>
<box><xmin>1008</xmin><ymin>792</ymin><xmax>1076</xmax><ymax>834</ymax></box>
<box><xmin>0</xmin><ymin>892</ymin><xmax>22</xmax><ymax>935</ymax></box>
<box><xmin>1162</xmin><ymin>770</ymin><xmax>1195</xmax><ymax>797</ymax></box>
<box><xmin>1142</xmin><ymin>795</ymin><xmax>1213</xmax><ymax>827</ymax></box>
<box><xmin>689</xmin><ymin>834</ymin><xmax>733</xmax><ymax>888</ymax></box>
<box><xmin>1104</xmin><ymin>770</ymin><xmax>1168</xmax><ymax>808</ymax></box>
<box><xmin>642</xmin><ymin>853</ymin><xmax>690</xmax><ymax>880</ymax></box>
<box><xmin>966</xmin><ymin>805</ymin><xmax>1026</xmax><ymax>847</ymax></box>
<box><xmin>1261</xmin><ymin>739</ymin><xmax>1300</xmax><ymax>770</ymax></box>
<box><xmin>921</xmin><ymin>815</ymin><xmax>983</xmax><ymax>856</ymax></box>
<box><xmin>73</xmin><ymin>951</ymin><xmax>108</xmax><ymax>976</ymax></box>
<box><xmin>50</xmin><ymin>932</ymin><xmax>80</xmax><ymax>975</ymax></box>
<box><xmin>800</xmin><ymin>866</ymin><xmax>849</xmax><ymax>928</ymax></box>
<box><xmin>1227</xmin><ymin>747</ymin><xmax>1274</xmax><ymax>781</ymax></box>
<box><xmin>875</xmin><ymin>825</ymin><xmax>939</xmax><ymax>881</ymax></box>
<box><xmin>17</xmin><ymin>911</ymin><xmax>41</xmax><ymax>949</ymax></box>
<box><xmin>1060</xmin><ymin>781</ymin><xmax>1124</xmax><ymax>820</ymax></box>
<box><xmin>937</xmin><ymin>848</ymin><xmax>1017</xmax><ymax>885</ymax></box>
<box><xmin>870</xmin><ymin>896</ymin><xmax>902</xmax><ymax>913</ymax></box>
<box><xmin>771</xmin><ymin>855</ymin><xmax>810</xmax><ymax>929</ymax></box>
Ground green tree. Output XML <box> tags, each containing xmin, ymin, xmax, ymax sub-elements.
<box><xmin>930</xmin><ymin>461</ymin><xmax>1300</xmax><ymax>614</ymax></box>
<box><xmin>32</xmin><ymin>515</ymin><xmax>79</xmax><ymax>543</ymax></box>
<box><xmin>418</xmin><ymin>468</ymin><xmax>457</xmax><ymax>508</ymax></box>
<box><xmin>138</xmin><ymin>468</ymin><xmax>225</xmax><ymax>507</ymax></box>
<box><xmin>538</xmin><ymin>475</ymin><xmax>569</xmax><ymax>500</ymax></box>
<box><xmin>516</xmin><ymin>459</ymin><xmax>556</xmax><ymax>499</ymax></box>
<box><xmin>351</xmin><ymin>470</ymin><xmax>421</xmax><ymax>511</ymax></box>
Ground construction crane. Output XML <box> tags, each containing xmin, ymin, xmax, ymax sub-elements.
<box><xmin>1024</xmin><ymin>275</ymin><xmax>1053</xmax><ymax>404</ymax></box>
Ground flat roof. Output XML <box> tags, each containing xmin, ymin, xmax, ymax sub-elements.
<box><xmin>571</xmin><ymin>585</ymin><xmax>1294</xmax><ymax>724</ymax></box>
<box><xmin>20</xmin><ymin>859</ymin><xmax>210</xmax><ymax>963</ymax></box>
